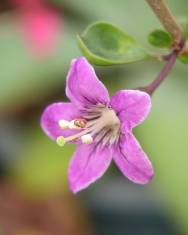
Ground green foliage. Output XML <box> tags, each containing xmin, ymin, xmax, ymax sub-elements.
<box><xmin>11</xmin><ymin>126</ymin><xmax>75</xmax><ymax>197</ymax></box>
<box><xmin>148</xmin><ymin>29</ymin><xmax>172</xmax><ymax>48</ymax></box>
<box><xmin>77</xmin><ymin>22</ymin><xmax>150</xmax><ymax>65</ymax></box>
<box><xmin>174</xmin><ymin>18</ymin><xmax>188</xmax><ymax>65</ymax></box>
<box><xmin>0</xmin><ymin>13</ymin><xmax>80</xmax><ymax>110</ymax></box>
<box><xmin>137</xmin><ymin>77</ymin><xmax>188</xmax><ymax>234</ymax></box>
<box><xmin>178</xmin><ymin>54</ymin><xmax>188</xmax><ymax>64</ymax></box>
<box><xmin>179</xmin><ymin>17</ymin><xmax>188</xmax><ymax>38</ymax></box>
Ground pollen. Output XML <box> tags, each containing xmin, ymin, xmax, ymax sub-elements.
<box><xmin>81</xmin><ymin>134</ymin><xmax>93</xmax><ymax>144</ymax></box>
<box><xmin>58</xmin><ymin>120</ymin><xmax>70</xmax><ymax>129</ymax></box>
<box><xmin>56</xmin><ymin>136</ymin><xmax>66</xmax><ymax>147</ymax></box>
<box><xmin>74</xmin><ymin>118</ymin><xmax>87</xmax><ymax>128</ymax></box>
<box><xmin>69</xmin><ymin>119</ymin><xmax>87</xmax><ymax>129</ymax></box>
<box><xmin>56</xmin><ymin>104</ymin><xmax>120</xmax><ymax>147</ymax></box>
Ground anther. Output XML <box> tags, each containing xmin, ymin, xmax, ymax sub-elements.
<box><xmin>69</xmin><ymin>120</ymin><xmax>79</xmax><ymax>129</ymax></box>
<box><xmin>69</xmin><ymin>119</ymin><xmax>87</xmax><ymax>129</ymax></box>
<box><xmin>74</xmin><ymin>118</ymin><xmax>87</xmax><ymax>128</ymax></box>
<box><xmin>58</xmin><ymin>120</ymin><xmax>70</xmax><ymax>129</ymax></box>
<box><xmin>81</xmin><ymin>134</ymin><xmax>93</xmax><ymax>144</ymax></box>
<box><xmin>56</xmin><ymin>136</ymin><xmax>66</xmax><ymax>146</ymax></box>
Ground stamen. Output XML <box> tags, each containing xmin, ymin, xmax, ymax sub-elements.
<box><xmin>68</xmin><ymin>120</ymin><xmax>79</xmax><ymax>129</ymax></box>
<box><xmin>81</xmin><ymin>134</ymin><xmax>93</xmax><ymax>144</ymax></box>
<box><xmin>56</xmin><ymin>136</ymin><xmax>66</xmax><ymax>147</ymax></box>
<box><xmin>74</xmin><ymin>118</ymin><xmax>87</xmax><ymax>128</ymax></box>
<box><xmin>58</xmin><ymin>120</ymin><xmax>70</xmax><ymax>129</ymax></box>
<box><xmin>56</xmin><ymin>104</ymin><xmax>120</xmax><ymax>147</ymax></box>
<box><xmin>56</xmin><ymin>129</ymin><xmax>91</xmax><ymax>146</ymax></box>
<box><xmin>64</xmin><ymin>129</ymin><xmax>91</xmax><ymax>143</ymax></box>
<box><xmin>69</xmin><ymin>118</ymin><xmax>87</xmax><ymax>129</ymax></box>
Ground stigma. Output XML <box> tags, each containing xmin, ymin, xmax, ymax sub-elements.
<box><xmin>56</xmin><ymin>104</ymin><xmax>120</xmax><ymax>147</ymax></box>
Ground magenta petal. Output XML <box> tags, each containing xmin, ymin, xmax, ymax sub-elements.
<box><xmin>110</xmin><ymin>90</ymin><xmax>151</xmax><ymax>131</ymax></box>
<box><xmin>113</xmin><ymin>133</ymin><xmax>153</xmax><ymax>184</ymax></box>
<box><xmin>68</xmin><ymin>144</ymin><xmax>112</xmax><ymax>193</ymax></box>
<box><xmin>66</xmin><ymin>57</ymin><xmax>110</xmax><ymax>107</ymax></box>
<box><xmin>40</xmin><ymin>102</ymin><xmax>81</xmax><ymax>140</ymax></box>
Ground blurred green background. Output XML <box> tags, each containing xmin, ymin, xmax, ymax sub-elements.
<box><xmin>0</xmin><ymin>0</ymin><xmax>188</xmax><ymax>234</ymax></box>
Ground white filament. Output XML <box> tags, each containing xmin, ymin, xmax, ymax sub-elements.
<box><xmin>57</xmin><ymin>104</ymin><xmax>120</xmax><ymax>146</ymax></box>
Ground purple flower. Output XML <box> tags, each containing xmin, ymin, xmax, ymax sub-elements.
<box><xmin>41</xmin><ymin>57</ymin><xmax>154</xmax><ymax>193</ymax></box>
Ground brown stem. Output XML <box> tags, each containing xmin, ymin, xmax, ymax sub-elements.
<box><xmin>146</xmin><ymin>0</ymin><xmax>183</xmax><ymax>44</ymax></box>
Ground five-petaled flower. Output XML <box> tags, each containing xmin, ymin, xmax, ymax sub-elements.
<box><xmin>41</xmin><ymin>57</ymin><xmax>154</xmax><ymax>193</ymax></box>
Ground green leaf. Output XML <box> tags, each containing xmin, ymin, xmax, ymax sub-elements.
<box><xmin>77</xmin><ymin>22</ymin><xmax>150</xmax><ymax>65</ymax></box>
<box><xmin>148</xmin><ymin>29</ymin><xmax>172</xmax><ymax>48</ymax></box>
<box><xmin>178</xmin><ymin>54</ymin><xmax>188</xmax><ymax>64</ymax></box>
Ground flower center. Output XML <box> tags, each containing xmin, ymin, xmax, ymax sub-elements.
<box><xmin>57</xmin><ymin>104</ymin><xmax>120</xmax><ymax>146</ymax></box>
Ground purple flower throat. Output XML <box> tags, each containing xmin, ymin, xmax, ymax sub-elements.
<box><xmin>56</xmin><ymin>104</ymin><xmax>120</xmax><ymax>147</ymax></box>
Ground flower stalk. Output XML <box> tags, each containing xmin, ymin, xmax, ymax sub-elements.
<box><xmin>140</xmin><ymin>52</ymin><xmax>177</xmax><ymax>95</ymax></box>
<box><xmin>142</xmin><ymin>0</ymin><xmax>185</xmax><ymax>95</ymax></box>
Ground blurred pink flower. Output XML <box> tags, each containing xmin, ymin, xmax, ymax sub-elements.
<box><xmin>11</xmin><ymin>0</ymin><xmax>61</xmax><ymax>56</ymax></box>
